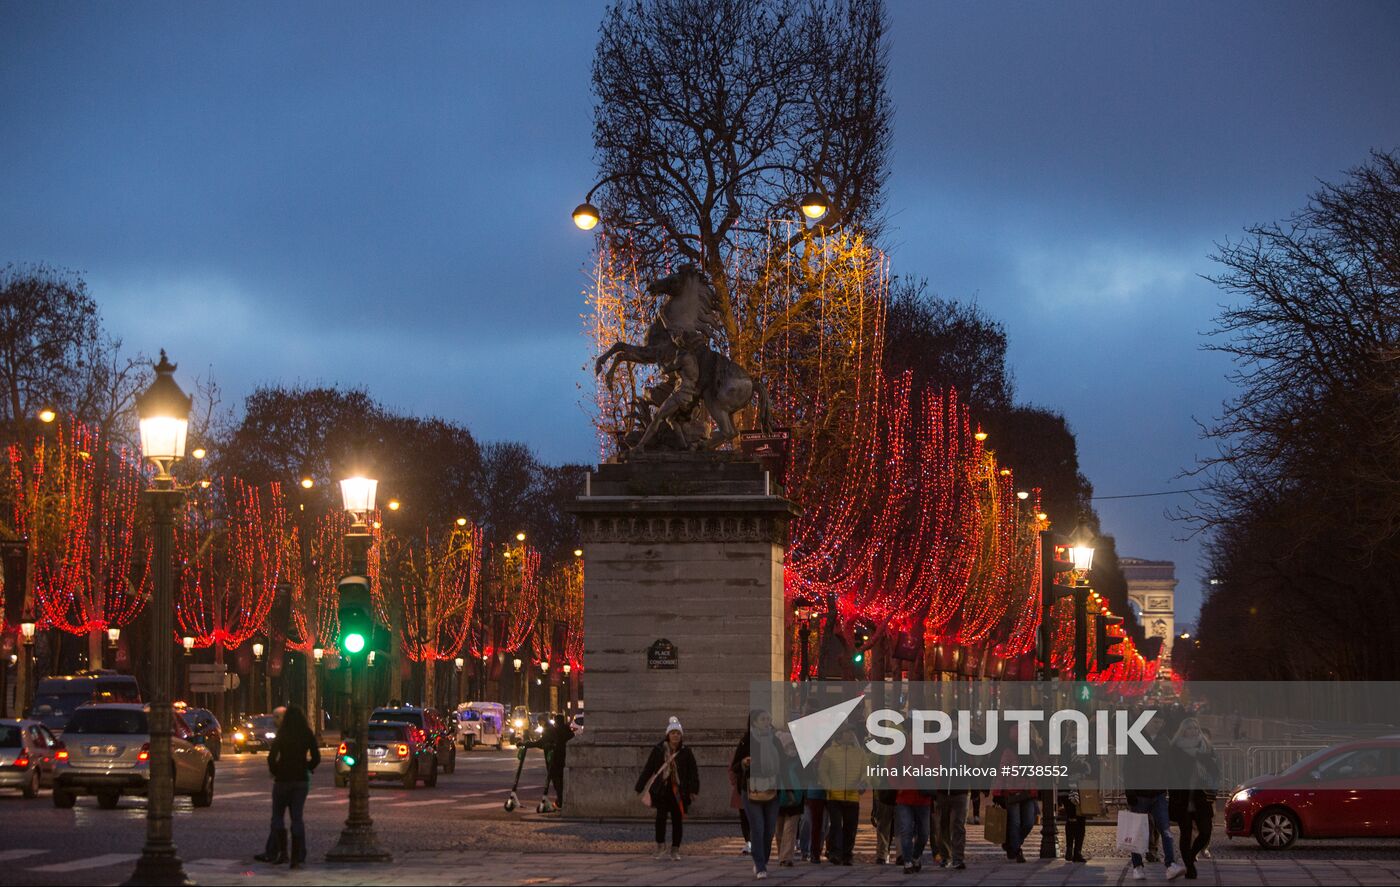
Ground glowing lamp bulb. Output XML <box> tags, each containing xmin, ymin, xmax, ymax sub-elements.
<box><xmin>572</xmin><ymin>202</ymin><xmax>601</xmax><ymax>230</ymax></box>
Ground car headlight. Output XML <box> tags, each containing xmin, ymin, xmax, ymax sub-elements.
<box><xmin>535</xmin><ymin>725</ymin><xmax>544</xmax><ymax>734</ymax></box>
<box><xmin>1231</xmin><ymin>789</ymin><xmax>1253</xmax><ymax>804</ymax></box>
<box><xmin>513</xmin><ymin>719</ymin><xmax>524</xmax><ymax>729</ymax></box>
<box><xmin>265</xmin><ymin>732</ymin><xmax>276</xmax><ymax>739</ymax></box>
<box><xmin>233</xmin><ymin>732</ymin><xmax>245</xmax><ymax>742</ymax></box>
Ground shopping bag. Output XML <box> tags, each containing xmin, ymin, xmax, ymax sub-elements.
<box><xmin>1077</xmin><ymin>785</ymin><xmax>1103</xmax><ymax>817</ymax></box>
<box><xmin>982</xmin><ymin>803</ymin><xmax>1008</xmax><ymax>845</ymax></box>
<box><xmin>1116</xmin><ymin>810</ymin><xmax>1150</xmax><ymax>852</ymax></box>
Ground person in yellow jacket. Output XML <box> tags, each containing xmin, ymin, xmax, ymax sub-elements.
<box><xmin>818</xmin><ymin>723</ymin><xmax>868</xmax><ymax>865</ymax></box>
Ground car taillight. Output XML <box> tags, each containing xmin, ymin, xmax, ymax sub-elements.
<box><xmin>54</xmin><ymin>743</ymin><xmax>68</xmax><ymax>761</ymax></box>
<box><xmin>396</xmin><ymin>743</ymin><xmax>409</xmax><ymax>758</ymax></box>
<box><xmin>12</xmin><ymin>752</ymin><xmax>29</xmax><ymax>768</ymax></box>
<box><xmin>138</xmin><ymin>743</ymin><xmax>150</xmax><ymax>762</ymax></box>
<box><xmin>337</xmin><ymin>742</ymin><xmax>348</xmax><ymax>757</ymax></box>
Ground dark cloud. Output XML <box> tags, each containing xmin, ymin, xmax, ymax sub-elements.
<box><xmin>4</xmin><ymin>0</ymin><xmax>1398</xmax><ymax>621</ymax></box>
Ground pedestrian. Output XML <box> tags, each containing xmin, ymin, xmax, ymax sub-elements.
<box><xmin>969</xmin><ymin>788</ymin><xmax>983</xmax><ymax>824</ymax></box>
<box><xmin>774</xmin><ymin>731</ymin><xmax>805</xmax><ymax>867</ymax></box>
<box><xmin>1124</xmin><ymin>712</ymin><xmax>1185</xmax><ymax>881</ymax></box>
<box><xmin>893</xmin><ymin>780</ymin><xmax>931</xmax><ymax>874</ymax></box>
<box><xmin>545</xmin><ymin>712</ymin><xmax>573</xmax><ymax>809</ymax></box>
<box><xmin>932</xmin><ymin>723</ymin><xmax>968</xmax><ymax>870</ymax></box>
<box><xmin>990</xmin><ymin>723</ymin><xmax>1038</xmax><ymax>863</ymax></box>
<box><xmin>636</xmin><ymin>716</ymin><xmax>699</xmax><ymax>861</ymax></box>
<box><xmin>729</xmin><ymin>737</ymin><xmax>753</xmax><ymax>856</ymax></box>
<box><xmin>253</xmin><ymin>704</ymin><xmax>320</xmax><ymax>868</ymax></box>
<box><xmin>732</xmin><ymin>709</ymin><xmax>785</xmax><ymax>879</ymax></box>
<box><xmin>789</xmin><ymin>699</ymin><xmax>825</xmax><ymax>864</ymax></box>
<box><xmin>1167</xmin><ymin>717</ymin><xmax>1219</xmax><ymax>880</ymax></box>
<box><xmin>1060</xmin><ymin>753</ymin><xmax>1092</xmax><ymax>863</ymax></box>
<box><xmin>872</xmin><ymin>787</ymin><xmax>897</xmax><ymax>864</ymax></box>
<box><xmin>818</xmin><ymin>722</ymin><xmax>865</xmax><ymax>866</ymax></box>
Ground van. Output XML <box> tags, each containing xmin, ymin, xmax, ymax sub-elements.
<box><xmin>29</xmin><ymin>672</ymin><xmax>142</xmax><ymax>733</ymax></box>
<box><xmin>460</xmin><ymin>702</ymin><xmax>505</xmax><ymax>749</ymax></box>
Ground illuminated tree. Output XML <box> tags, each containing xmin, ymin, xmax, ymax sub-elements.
<box><xmin>6</xmin><ymin>417</ymin><xmax>149</xmax><ymax>666</ymax></box>
<box><xmin>174</xmin><ymin>477</ymin><xmax>286</xmax><ymax>651</ymax></box>
<box><xmin>380</xmin><ymin>521</ymin><xmax>482</xmax><ymax>709</ymax></box>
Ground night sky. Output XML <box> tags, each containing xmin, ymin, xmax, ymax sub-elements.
<box><xmin>4</xmin><ymin>1</ymin><xmax>1399</xmax><ymax>622</ymax></box>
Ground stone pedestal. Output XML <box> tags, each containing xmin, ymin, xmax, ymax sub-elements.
<box><xmin>564</xmin><ymin>453</ymin><xmax>797</xmax><ymax>819</ymax></box>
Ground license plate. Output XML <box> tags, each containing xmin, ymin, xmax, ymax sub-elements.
<box><xmin>369</xmin><ymin>747</ymin><xmax>386</xmax><ymax>757</ymax></box>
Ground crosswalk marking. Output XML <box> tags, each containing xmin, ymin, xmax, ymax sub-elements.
<box><xmin>383</xmin><ymin>797</ymin><xmax>456</xmax><ymax>808</ymax></box>
<box><xmin>0</xmin><ymin>850</ymin><xmax>48</xmax><ymax>863</ymax></box>
<box><xmin>28</xmin><ymin>853</ymin><xmax>140</xmax><ymax>873</ymax></box>
<box><xmin>212</xmin><ymin>790</ymin><xmax>264</xmax><ymax>800</ymax></box>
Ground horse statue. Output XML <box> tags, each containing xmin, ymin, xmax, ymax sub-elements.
<box><xmin>595</xmin><ymin>265</ymin><xmax>774</xmax><ymax>452</ymax></box>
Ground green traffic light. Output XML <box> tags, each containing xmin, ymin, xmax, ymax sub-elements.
<box><xmin>343</xmin><ymin>632</ymin><xmax>366</xmax><ymax>654</ymax></box>
<box><xmin>342</xmin><ymin>754</ymin><xmax>356</xmax><ymax>767</ymax></box>
<box><xmin>853</xmin><ymin>652</ymin><xmax>864</xmax><ymax>664</ymax></box>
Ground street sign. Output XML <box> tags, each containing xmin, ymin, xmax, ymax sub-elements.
<box><xmin>647</xmin><ymin>638</ymin><xmax>677</xmax><ymax>670</ymax></box>
<box><xmin>188</xmin><ymin>663</ymin><xmax>227</xmax><ymax>693</ymax></box>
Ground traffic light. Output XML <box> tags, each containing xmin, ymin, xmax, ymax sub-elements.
<box><xmin>1075</xmin><ymin>681</ymin><xmax>1093</xmax><ymax>704</ymax></box>
<box><xmin>1095</xmin><ymin>614</ymin><xmax>1125</xmax><ymax>670</ymax></box>
<box><xmin>1040</xmin><ymin>537</ymin><xmax>1077</xmax><ymax>608</ymax></box>
<box><xmin>337</xmin><ymin>575</ymin><xmax>373</xmax><ymax>658</ymax></box>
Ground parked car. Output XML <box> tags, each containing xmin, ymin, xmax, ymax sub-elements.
<box><xmin>181</xmin><ymin>708</ymin><xmax>222</xmax><ymax>761</ymax></box>
<box><xmin>0</xmin><ymin>719</ymin><xmax>63</xmax><ymax>798</ymax></box>
<box><xmin>370</xmin><ymin>706</ymin><xmax>455</xmax><ymax>774</ymax></box>
<box><xmin>335</xmin><ymin>721</ymin><xmax>437</xmax><ymax>789</ymax></box>
<box><xmin>52</xmin><ymin>704</ymin><xmax>215</xmax><ymax>809</ymax></box>
<box><xmin>231</xmin><ymin>714</ymin><xmax>277</xmax><ymax>754</ymax></box>
<box><xmin>461</xmin><ymin>702</ymin><xmax>505</xmax><ymax>749</ymax></box>
<box><xmin>1226</xmin><ymin>737</ymin><xmax>1400</xmax><ymax>848</ymax></box>
<box><xmin>28</xmin><ymin>672</ymin><xmax>141</xmax><ymax>734</ymax></box>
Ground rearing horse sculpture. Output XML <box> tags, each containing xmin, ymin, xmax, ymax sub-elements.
<box><xmin>595</xmin><ymin>266</ymin><xmax>774</xmax><ymax>452</ymax></box>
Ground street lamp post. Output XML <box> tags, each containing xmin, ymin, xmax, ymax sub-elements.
<box><xmin>1034</xmin><ymin>519</ymin><xmax>1096</xmax><ymax>861</ymax></box>
<box><xmin>126</xmin><ymin>351</ymin><xmax>193</xmax><ymax>887</ymax></box>
<box><xmin>796</xmin><ymin>607</ymin><xmax>812</xmax><ymax>681</ymax></box>
<box><xmin>253</xmin><ymin>642</ymin><xmax>267</xmax><ymax>712</ymax></box>
<box><xmin>19</xmin><ymin>621</ymin><xmax>36</xmax><ymax>716</ymax></box>
<box><xmin>311</xmin><ymin>647</ymin><xmax>324</xmax><ymax>739</ymax></box>
<box><xmin>326</xmin><ymin>475</ymin><xmax>390</xmax><ymax>863</ymax></box>
<box><xmin>454</xmin><ymin>657</ymin><xmax>464</xmax><ymax>708</ymax></box>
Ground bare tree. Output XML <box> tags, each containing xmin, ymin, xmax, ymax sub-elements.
<box><xmin>0</xmin><ymin>264</ymin><xmax>145</xmax><ymax>445</ymax></box>
<box><xmin>1183</xmin><ymin>150</ymin><xmax>1400</xmax><ymax>680</ymax></box>
<box><xmin>591</xmin><ymin>0</ymin><xmax>892</xmax><ymax>346</ymax></box>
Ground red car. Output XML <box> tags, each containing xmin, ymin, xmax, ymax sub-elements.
<box><xmin>1226</xmin><ymin>737</ymin><xmax>1400</xmax><ymax>849</ymax></box>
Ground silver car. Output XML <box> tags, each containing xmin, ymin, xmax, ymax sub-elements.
<box><xmin>52</xmin><ymin>704</ymin><xmax>215</xmax><ymax>809</ymax></box>
<box><xmin>0</xmin><ymin>720</ymin><xmax>62</xmax><ymax>798</ymax></box>
<box><xmin>335</xmin><ymin>721</ymin><xmax>437</xmax><ymax>789</ymax></box>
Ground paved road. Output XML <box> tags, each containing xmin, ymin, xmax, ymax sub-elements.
<box><xmin>0</xmin><ymin>743</ymin><xmax>548</xmax><ymax>886</ymax></box>
<box><xmin>3</xmin><ymin>748</ymin><xmax>1398</xmax><ymax>885</ymax></box>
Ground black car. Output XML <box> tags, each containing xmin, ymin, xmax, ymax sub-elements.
<box><xmin>232</xmin><ymin>714</ymin><xmax>277</xmax><ymax>754</ymax></box>
<box><xmin>181</xmin><ymin>708</ymin><xmax>222</xmax><ymax>761</ymax></box>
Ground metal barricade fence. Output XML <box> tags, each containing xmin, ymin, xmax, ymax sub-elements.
<box><xmin>1090</xmin><ymin>743</ymin><xmax>1324</xmax><ymax>814</ymax></box>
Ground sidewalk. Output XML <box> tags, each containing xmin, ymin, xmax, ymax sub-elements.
<box><xmin>182</xmin><ymin>850</ymin><xmax>1400</xmax><ymax>886</ymax></box>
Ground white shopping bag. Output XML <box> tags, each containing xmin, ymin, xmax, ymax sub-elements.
<box><xmin>1116</xmin><ymin>810</ymin><xmax>1151</xmax><ymax>852</ymax></box>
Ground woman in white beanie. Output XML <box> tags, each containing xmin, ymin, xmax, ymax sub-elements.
<box><xmin>636</xmin><ymin>716</ymin><xmax>700</xmax><ymax>860</ymax></box>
